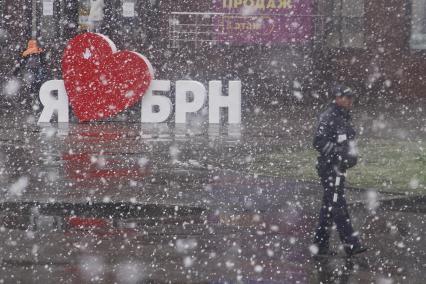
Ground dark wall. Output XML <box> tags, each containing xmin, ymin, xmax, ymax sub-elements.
<box><xmin>328</xmin><ymin>0</ymin><xmax>426</xmax><ymax>99</ymax></box>
<box><xmin>0</xmin><ymin>0</ymin><xmax>32</xmax><ymax>77</ymax></box>
<box><xmin>2</xmin><ymin>0</ymin><xmax>426</xmax><ymax>102</ymax></box>
<box><xmin>146</xmin><ymin>0</ymin><xmax>316</xmax><ymax>105</ymax></box>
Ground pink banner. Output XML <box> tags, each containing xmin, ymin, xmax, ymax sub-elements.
<box><xmin>213</xmin><ymin>0</ymin><xmax>313</xmax><ymax>44</ymax></box>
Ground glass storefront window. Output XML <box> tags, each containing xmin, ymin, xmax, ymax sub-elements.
<box><xmin>319</xmin><ymin>0</ymin><xmax>365</xmax><ymax>48</ymax></box>
<box><xmin>78</xmin><ymin>0</ymin><xmax>105</xmax><ymax>33</ymax></box>
<box><xmin>411</xmin><ymin>0</ymin><xmax>426</xmax><ymax>49</ymax></box>
<box><xmin>78</xmin><ymin>0</ymin><xmax>90</xmax><ymax>32</ymax></box>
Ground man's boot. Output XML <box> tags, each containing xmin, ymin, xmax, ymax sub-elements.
<box><xmin>345</xmin><ymin>244</ymin><xmax>368</xmax><ymax>256</ymax></box>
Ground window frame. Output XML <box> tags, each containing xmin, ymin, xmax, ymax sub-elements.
<box><xmin>409</xmin><ymin>0</ymin><xmax>426</xmax><ymax>50</ymax></box>
<box><xmin>319</xmin><ymin>0</ymin><xmax>366</xmax><ymax>49</ymax></box>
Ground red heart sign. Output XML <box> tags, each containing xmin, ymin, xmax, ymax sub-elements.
<box><xmin>61</xmin><ymin>33</ymin><xmax>153</xmax><ymax>121</ymax></box>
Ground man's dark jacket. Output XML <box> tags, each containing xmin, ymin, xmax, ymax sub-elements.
<box><xmin>313</xmin><ymin>103</ymin><xmax>358</xmax><ymax>174</ymax></box>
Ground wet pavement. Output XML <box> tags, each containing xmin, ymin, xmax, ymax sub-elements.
<box><xmin>0</xmin><ymin>108</ymin><xmax>425</xmax><ymax>283</ymax></box>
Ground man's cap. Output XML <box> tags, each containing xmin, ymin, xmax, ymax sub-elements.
<box><xmin>332</xmin><ymin>85</ymin><xmax>354</xmax><ymax>98</ymax></box>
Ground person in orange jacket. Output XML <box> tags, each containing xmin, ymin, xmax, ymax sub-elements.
<box><xmin>13</xmin><ymin>39</ymin><xmax>47</xmax><ymax>99</ymax></box>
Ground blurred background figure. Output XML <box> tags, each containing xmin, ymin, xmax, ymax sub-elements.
<box><xmin>12</xmin><ymin>39</ymin><xmax>47</xmax><ymax>110</ymax></box>
<box><xmin>88</xmin><ymin>0</ymin><xmax>105</xmax><ymax>33</ymax></box>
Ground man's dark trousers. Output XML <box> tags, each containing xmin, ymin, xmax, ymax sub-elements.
<box><xmin>314</xmin><ymin>168</ymin><xmax>360</xmax><ymax>250</ymax></box>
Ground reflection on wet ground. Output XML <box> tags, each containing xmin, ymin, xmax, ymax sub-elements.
<box><xmin>0</xmin><ymin>110</ymin><xmax>425</xmax><ymax>283</ymax></box>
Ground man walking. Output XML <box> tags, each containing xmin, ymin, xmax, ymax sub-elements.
<box><xmin>312</xmin><ymin>85</ymin><xmax>367</xmax><ymax>257</ymax></box>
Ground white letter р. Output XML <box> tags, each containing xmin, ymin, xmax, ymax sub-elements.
<box><xmin>175</xmin><ymin>80</ymin><xmax>207</xmax><ymax>124</ymax></box>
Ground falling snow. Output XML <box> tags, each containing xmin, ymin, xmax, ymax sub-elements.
<box><xmin>0</xmin><ymin>0</ymin><xmax>425</xmax><ymax>283</ymax></box>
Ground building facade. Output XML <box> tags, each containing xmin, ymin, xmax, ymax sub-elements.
<box><xmin>1</xmin><ymin>0</ymin><xmax>425</xmax><ymax>102</ymax></box>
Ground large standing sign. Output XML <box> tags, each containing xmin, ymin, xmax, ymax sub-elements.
<box><xmin>38</xmin><ymin>33</ymin><xmax>241</xmax><ymax>124</ymax></box>
<box><xmin>215</xmin><ymin>0</ymin><xmax>313</xmax><ymax>43</ymax></box>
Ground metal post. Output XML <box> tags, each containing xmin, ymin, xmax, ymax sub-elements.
<box><xmin>194</xmin><ymin>15</ymin><xmax>199</xmax><ymax>49</ymax></box>
<box><xmin>0</xmin><ymin>0</ymin><xmax>4</xmax><ymax>28</ymax></box>
<box><xmin>32</xmin><ymin>0</ymin><xmax>38</xmax><ymax>38</ymax></box>
<box><xmin>338</xmin><ymin>0</ymin><xmax>343</xmax><ymax>47</ymax></box>
<box><xmin>59</xmin><ymin>0</ymin><xmax>64</xmax><ymax>41</ymax></box>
